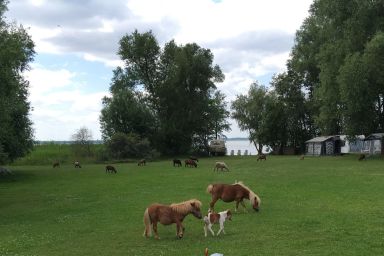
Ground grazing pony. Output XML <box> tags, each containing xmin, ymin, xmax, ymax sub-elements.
<box><xmin>105</xmin><ymin>165</ymin><xmax>117</xmax><ymax>173</ymax></box>
<box><xmin>203</xmin><ymin>209</ymin><xmax>232</xmax><ymax>237</ymax></box>
<box><xmin>74</xmin><ymin>161</ymin><xmax>81</xmax><ymax>168</ymax></box>
<box><xmin>52</xmin><ymin>161</ymin><xmax>60</xmax><ymax>168</ymax></box>
<box><xmin>206</xmin><ymin>181</ymin><xmax>261</xmax><ymax>212</ymax></box>
<box><xmin>143</xmin><ymin>199</ymin><xmax>202</xmax><ymax>239</ymax></box>
<box><xmin>138</xmin><ymin>159</ymin><xmax>146</xmax><ymax>166</ymax></box>
<box><xmin>185</xmin><ymin>159</ymin><xmax>197</xmax><ymax>168</ymax></box>
<box><xmin>173</xmin><ymin>159</ymin><xmax>182</xmax><ymax>167</ymax></box>
<box><xmin>213</xmin><ymin>161</ymin><xmax>229</xmax><ymax>172</ymax></box>
<box><xmin>257</xmin><ymin>154</ymin><xmax>266</xmax><ymax>161</ymax></box>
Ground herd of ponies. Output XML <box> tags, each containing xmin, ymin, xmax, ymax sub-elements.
<box><xmin>51</xmin><ymin>156</ymin><xmax>263</xmax><ymax>240</ymax></box>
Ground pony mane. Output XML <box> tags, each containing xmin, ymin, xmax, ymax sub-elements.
<box><xmin>233</xmin><ymin>181</ymin><xmax>261</xmax><ymax>206</ymax></box>
<box><xmin>170</xmin><ymin>199</ymin><xmax>202</xmax><ymax>214</ymax></box>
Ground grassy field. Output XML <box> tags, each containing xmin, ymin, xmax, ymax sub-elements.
<box><xmin>1</xmin><ymin>155</ymin><xmax>384</xmax><ymax>255</ymax></box>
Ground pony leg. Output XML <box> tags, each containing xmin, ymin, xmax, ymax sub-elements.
<box><xmin>217</xmin><ymin>222</ymin><xmax>225</xmax><ymax>235</ymax></box>
<box><xmin>176</xmin><ymin>221</ymin><xmax>183</xmax><ymax>238</ymax></box>
<box><xmin>152</xmin><ymin>222</ymin><xmax>160</xmax><ymax>240</ymax></box>
<box><xmin>204</xmin><ymin>224</ymin><xmax>208</xmax><ymax>237</ymax></box>
<box><xmin>209</xmin><ymin>197</ymin><xmax>219</xmax><ymax>211</ymax></box>
<box><xmin>240</xmin><ymin>200</ymin><xmax>247</xmax><ymax>212</ymax></box>
<box><xmin>235</xmin><ymin>201</ymin><xmax>240</xmax><ymax>212</ymax></box>
<box><xmin>208</xmin><ymin>224</ymin><xmax>215</xmax><ymax>236</ymax></box>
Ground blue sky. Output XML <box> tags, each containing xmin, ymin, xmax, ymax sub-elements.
<box><xmin>6</xmin><ymin>0</ymin><xmax>313</xmax><ymax>140</ymax></box>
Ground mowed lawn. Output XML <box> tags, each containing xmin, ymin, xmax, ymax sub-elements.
<box><xmin>1</xmin><ymin>156</ymin><xmax>384</xmax><ymax>256</ymax></box>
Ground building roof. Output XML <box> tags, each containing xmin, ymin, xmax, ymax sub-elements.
<box><xmin>365</xmin><ymin>133</ymin><xmax>384</xmax><ymax>140</ymax></box>
<box><xmin>305</xmin><ymin>136</ymin><xmax>336</xmax><ymax>143</ymax></box>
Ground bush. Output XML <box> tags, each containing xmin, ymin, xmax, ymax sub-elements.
<box><xmin>106</xmin><ymin>133</ymin><xmax>153</xmax><ymax>159</ymax></box>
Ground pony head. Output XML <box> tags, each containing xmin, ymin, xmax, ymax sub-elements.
<box><xmin>226</xmin><ymin>209</ymin><xmax>232</xmax><ymax>220</ymax></box>
<box><xmin>251</xmin><ymin>195</ymin><xmax>261</xmax><ymax>211</ymax></box>
<box><xmin>190</xmin><ymin>201</ymin><xmax>203</xmax><ymax>219</ymax></box>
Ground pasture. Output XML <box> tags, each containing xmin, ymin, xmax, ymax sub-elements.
<box><xmin>1</xmin><ymin>155</ymin><xmax>383</xmax><ymax>255</ymax></box>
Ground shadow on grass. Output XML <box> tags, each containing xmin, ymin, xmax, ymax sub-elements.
<box><xmin>0</xmin><ymin>170</ymin><xmax>36</xmax><ymax>184</ymax></box>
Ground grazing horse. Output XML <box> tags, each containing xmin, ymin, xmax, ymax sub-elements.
<box><xmin>143</xmin><ymin>199</ymin><xmax>202</xmax><ymax>239</ymax></box>
<box><xmin>74</xmin><ymin>161</ymin><xmax>81</xmax><ymax>168</ymax></box>
<box><xmin>105</xmin><ymin>165</ymin><xmax>117</xmax><ymax>173</ymax></box>
<box><xmin>185</xmin><ymin>159</ymin><xmax>197</xmax><ymax>168</ymax></box>
<box><xmin>257</xmin><ymin>154</ymin><xmax>266</xmax><ymax>161</ymax></box>
<box><xmin>206</xmin><ymin>181</ymin><xmax>261</xmax><ymax>212</ymax></box>
<box><xmin>138</xmin><ymin>159</ymin><xmax>146</xmax><ymax>166</ymax></box>
<box><xmin>52</xmin><ymin>161</ymin><xmax>60</xmax><ymax>168</ymax></box>
<box><xmin>173</xmin><ymin>159</ymin><xmax>182</xmax><ymax>167</ymax></box>
<box><xmin>213</xmin><ymin>161</ymin><xmax>229</xmax><ymax>172</ymax></box>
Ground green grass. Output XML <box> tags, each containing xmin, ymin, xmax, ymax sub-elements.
<box><xmin>1</xmin><ymin>155</ymin><xmax>384</xmax><ymax>255</ymax></box>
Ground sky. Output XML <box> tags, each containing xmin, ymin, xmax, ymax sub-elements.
<box><xmin>6</xmin><ymin>0</ymin><xmax>313</xmax><ymax>141</ymax></box>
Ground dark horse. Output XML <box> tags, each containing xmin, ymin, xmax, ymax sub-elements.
<box><xmin>185</xmin><ymin>159</ymin><xmax>197</xmax><ymax>168</ymax></box>
<box><xmin>143</xmin><ymin>199</ymin><xmax>202</xmax><ymax>239</ymax></box>
<box><xmin>206</xmin><ymin>181</ymin><xmax>261</xmax><ymax>212</ymax></box>
<box><xmin>138</xmin><ymin>159</ymin><xmax>146</xmax><ymax>166</ymax></box>
<box><xmin>52</xmin><ymin>161</ymin><xmax>60</xmax><ymax>168</ymax></box>
<box><xmin>173</xmin><ymin>159</ymin><xmax>182</xmax><ymax>167</ymax></box>
<box><xmin>105</xmin><ymin>165</ymin><xmax>117</xmax><ymax>173</ymax></box>
<box><xmin>257</xmin><ymin>154</ymin><xmax>266</xmax><ymax>161</ymax></box>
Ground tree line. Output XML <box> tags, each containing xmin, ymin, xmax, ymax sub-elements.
<box><xmin>1</xmin><ymin>0</ymin><xmax>383</xmax><ymax>164</ymax></box>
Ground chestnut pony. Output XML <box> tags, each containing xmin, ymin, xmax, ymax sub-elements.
<box><xmin>206</xmin><ymin>181</ymin><xmax>261</xmax><ymax>212</ymax></box>
<box><xmin>143</xmin><ymin>199</ymin><xmax>202</xmax><ymax>239</ymax></box>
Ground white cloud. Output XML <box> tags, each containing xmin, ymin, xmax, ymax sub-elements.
<box><xmin>8</xmin><ymin>0</ymin><xmax>313</xmax><ymax>139</ymax></box>
<box><xmin>25</xmin><ymin>66</ymin><xmax>108</xmax><ymax>140</ymax></box>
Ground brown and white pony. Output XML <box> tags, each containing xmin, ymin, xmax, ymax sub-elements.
<box><xmin>143</xmin><ymin>199</ymin><xmax>202</xmax><ymax>239</ymax></box>
<box><xmin>206</xmin><ymin>181</ymin><xmax>261</xmax><ymax>212</ymax></box>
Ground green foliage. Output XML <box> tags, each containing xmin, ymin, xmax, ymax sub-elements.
<box><xmin>106</xmin><ymin>132</ymin><xmax>152</xmax><ymax>159</ymax></box>
<box><xmin>2</xmin><ymin>156</ymin><xmax>384</xmax><ymax>255</ymax></box>
<box><xmin>0</xmin><ymin>1</ymin><xmax>35</xmax><ymax>164</ymax></box>
<box><xmin>101</xmin><ymin>30</ymin><xmax>228</xmax><ymax>155</ymax></box>
<box><xmin>100</xmin><ymin>87</ymin><xmax>155</xmax><ymax>141</ymax></box>
<box><xmin>282</xmin><ymin>0</ymin><xmax>384</xmax><ymax>137</ymax></box>
<box><xmin>231</xmin><ymin>82</ymin><xmax>281</xmax><ymax>153</ymax></box>
<box><xmin>11</xmin><ymin>143</ymin><xmax>105</xmax><ymax>166</ymax></box>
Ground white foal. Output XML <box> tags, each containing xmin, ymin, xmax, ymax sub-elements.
<box><xmin>203</xmin><ymin>209</ymin><xmax>232</xmax><ymax>237</ymax></box>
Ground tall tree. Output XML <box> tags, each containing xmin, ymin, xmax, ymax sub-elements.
<box><xmin>102</xmin><ymin>30</ymin><xmax>226</xmax><ymax>155</ymax></box>
<box><xmin>0</xmin><ymin>0</ymin><xmax>35</xmax><ymax>164</ymax></box>
<box><xmin>287</xmin><ymin>0</ymin><xmax>384</xmax><ymax>136</ymax></box>
<box><xmin>100</xmin><ymin>68</ymin><xmax>156</xmax><ymax>142</ymax></box>
<box><xmin>231</xmin><ymin>82</ymin><xmax>273</xmax><ymax>154</ymax></box>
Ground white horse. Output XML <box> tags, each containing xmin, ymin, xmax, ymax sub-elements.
<box><xmin>213</xmin><ymin>161</ymin><xmax>229</xmax><ymax>172</ymax></box>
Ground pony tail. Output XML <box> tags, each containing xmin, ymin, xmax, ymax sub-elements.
<box><xmin>143</xmin><ymin>208</ymin><xmax>151</xmax><ymax>237</ymax></box>
<box><xmin>206</xmin><ymin>184</ymin><xmax>214</xmax><ymax>194</ymax></box>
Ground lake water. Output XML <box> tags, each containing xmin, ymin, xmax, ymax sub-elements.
<box><xmin>225</xmin><ymin>139</ymin><xmax>257</xmax><ymax>155</ymax></box>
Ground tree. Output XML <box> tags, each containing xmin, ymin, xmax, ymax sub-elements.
<box><xmin>71</xmin><ymin>127</ymin><xmax>93</xmax><ymax>157</ymax></box>
<box><xmin>106</xmin><ymin>132</ymin><xmax>152</xmax><ymax>159</ymax></box>
<box><xmin>100</xmin><ymin>69</ymin><xmax>156</xmax><ymax>141</ymax></box>
<box><xmin>101</xmin><ymin>30</ymin><xmax>226</xmax><ymax>155</ymax></box>
<box><xmin>271</xmin><ymin>71</ymin><xmax>314</xmax><ymax>152</ymax></box>
<box><xmin>284</xmin><ymin>0</ymin><xmax>384</xmax><ymax>136</ymax></box>
<box><xmin>0</xmin><ymin>0</ymin><xmax>35</xmax><ymax>164</ymax></box>
<box><xmin>231</xmin><ymin>82</ymin><xmax>271</xmax><ymax>154</ymax></box>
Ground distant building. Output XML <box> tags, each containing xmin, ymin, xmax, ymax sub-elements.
<box><xmin>362</xmin><ymin>133</ymin><xmax>384</xmax><ymax>155</ymax></box>
<box><xmin>305</xmin><ymin>136</ymin><xmax>341</xmax><ymax>156</ymax></box>
<box><xmin>339</xmin><ymin>135</ymin><xmax>365</xmax><ymax>154</ymax></box>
